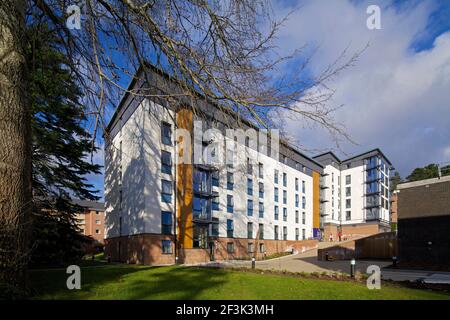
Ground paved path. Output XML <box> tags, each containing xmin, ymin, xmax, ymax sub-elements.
<box><xmin>210</xmin><ymin>242</ymin><xmax>391</xmax><ymax>275</ymax></box>
<box><xmin>381</xmin><ymin>269</ymin><xmax>450</xmax><ymax>283</ymax></box>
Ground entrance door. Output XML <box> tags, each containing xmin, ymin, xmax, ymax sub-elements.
<box><xmin>209</xmin><ymin>241</ymin><xmax>215</xmax><ymax>261</ymax></box>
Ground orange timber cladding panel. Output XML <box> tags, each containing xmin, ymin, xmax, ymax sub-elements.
<box><xmin>176</xmin><ymin>108</ymin><xmax>194</xmax><ymax>249</ymax></box>
<box><xmin>312</xmin><ymin>171</ymin><xmax>320</xmax><ymax>230</ymax></box>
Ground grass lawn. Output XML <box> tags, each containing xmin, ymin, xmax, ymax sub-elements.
<box><xmin>30</xmin><ymin>265</ymin><xmax>450</xmax><ymax>300</ymax></box>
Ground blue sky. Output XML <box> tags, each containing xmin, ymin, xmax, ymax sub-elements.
<box><xmin>88</xmin><ymin>0</ymin><xmax>450</xmax><ymax>198</ymax></box>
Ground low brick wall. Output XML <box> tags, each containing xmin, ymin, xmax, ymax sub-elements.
<box><xmin>105</xmin><ymin>234</ymin><xmax>318</xmax><ymax>265</ymax></box>
<box><xmin>323</xmin><ymin>223</ymin><xmax>390</xmax><ymax>242</ymax></box>
<box><xmin>318</xmin><ymin>232</ymin><xmax>397</xmax><ymax>261</ymax></box>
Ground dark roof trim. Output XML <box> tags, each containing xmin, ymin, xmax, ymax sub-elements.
<box><xmin>340</xmin><ymin>148</ymin><xmax>392</xmax><ymax>166</ymax></box>
<box><xmin>312</xmin><ymin>151</ymin><xmax>341</xmax><ymax>162</ymax></box>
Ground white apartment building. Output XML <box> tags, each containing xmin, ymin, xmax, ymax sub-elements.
<box><xmin>104</xmin><ymin>65</ymin><xmax>322</xmax><ymax>265</ymax></box>
<box><xmin>313</xmin><ymin>151</ymin><xmax>392</xmax><ymax>240</ymax></box>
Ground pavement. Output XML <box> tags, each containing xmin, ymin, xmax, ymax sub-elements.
<box><xmin>202</xmin><ymin>240</ymin><xmax>450</xmax><ymax>284</ymax></box>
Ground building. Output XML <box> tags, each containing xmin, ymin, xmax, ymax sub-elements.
<box><xmin>397</xmin><ymin>175</ymin><xmax>450</xmax><ymax>269</ymax></box>
<box><xmin>73</xmin><ymin>199</ymin><xmax>105</xmax><ymax>244</ymax></box>
<box><xmin>312</xmin><ymin>150</ymin><xmax>392</xmax><ymax>241</ymax></box>
<box><xmin>104</xmin><ymin>65</ymin><xmax>321</xmax><ymax>265</ymax></box>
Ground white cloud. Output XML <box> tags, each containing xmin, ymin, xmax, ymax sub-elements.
<box><xmin>273</xmin><ymin>0</ymin><xmax>450</xmax><ymax>176</ymax></box>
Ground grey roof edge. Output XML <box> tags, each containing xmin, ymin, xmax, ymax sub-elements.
<box><xmin>105</xmin><ymin>63</ymin><xmax>324</xmax><ymax>171</ymax></box>
<box><xmin>397</xmin><ymin>175</ymin><xmax>450</xmax><ymax>189</ymax></box>
<box><xmin>340</xmin><ymin>148</ymin><xmax>392</xmax><ymax>166</ymax></box>
<box><xmin>72</xmin><ymin>199</ymin><xmax>105</xmax><ymax>211</ymax></box>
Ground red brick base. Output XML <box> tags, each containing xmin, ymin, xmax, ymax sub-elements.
<box><xmin>105</xmin><ymin>234</ymin><xmax>318</xmax><ymax>265</ymax></box>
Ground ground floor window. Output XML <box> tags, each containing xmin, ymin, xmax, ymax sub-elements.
<box><xmin>247</xmin><ymin>243</ymin><xmax>254</xmax><ymax>253</ymax></box>
<box><xmin>259</xmin><ymin>243</ymin><xmax>265</xmax><ymax>253</ymax></box>
<box><xmin>227</xmin><ymin>242</ymin><xmax>234</xmax><ymax>253</ymax></box>
<box><xmin>162</xmin><ymin>240</ymin><xmax>173</xmax><ymax>254</ymax></box>
<box><xmin>193</xmin><ymin>224</ymin><xmax>208</xmax><ymax>248</ymax></box>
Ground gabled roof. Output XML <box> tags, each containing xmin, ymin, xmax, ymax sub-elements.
<box><xmin>312</xmin><ymin>151</ymin><xmax>341</xmax><ymax>163</ymax></box>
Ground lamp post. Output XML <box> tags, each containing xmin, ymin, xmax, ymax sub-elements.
<box><xmin>251</xmin><ymin>257</ymin><xmax>256</xmax><ymax>269</ymax></box>
<box><xmin>350</xmin><ymin>259</ymin><xmax>356</xmax><ymax>278</ymax></box>
<box><xmin>392</xmin><ymin>256</ymin><xmax>397</xmax><ymax>268</ymax></box>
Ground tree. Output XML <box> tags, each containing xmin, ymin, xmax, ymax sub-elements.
<box><xmin>26</xmin><ymin>23</ymin><xmax>101</xmax><ymax>267</ymax></box>
<box><xmin>0</xmin><ymin>0</ymin><xmax>31</xmax><ymax>299</ymax></box>
<box><xmin>390</xmin><ymin>171</ymin><xmax>401</xmax><ymax>192</ymax></box>
<box><xmin>406</xmin><ymin>164</ymin><xmax>450</xmax><ymax>182</ymax></box>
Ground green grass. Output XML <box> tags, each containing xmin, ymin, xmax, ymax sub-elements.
<box><xmin>30</xmin><ymin>265</ymin><xmax>450</xmax><ymax>300</ymax></box>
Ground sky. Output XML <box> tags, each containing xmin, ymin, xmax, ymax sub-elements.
<box><xmin>88</xmin><ymin>0</ymin><xmax>450</xmax><ymax>198</ymax></box>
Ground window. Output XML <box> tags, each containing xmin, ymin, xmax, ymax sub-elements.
<box><xmin>227</xmin><ymin>219</ymin><xmax>234</xmax><ymax>238</ymax></box>
<box><xmin>274</xmin><ymin>225</ymin><xmax>279</xmax><ymax>240</ymax></box>
<box><xmin>247</xmin><ymin>243</ymin><xmax>255</xmax><ymax>253</ymax></box>
<box><xmin>295</xmin><ymin>178</ymin><xmax>299</xmax><ymax>191</ymax></box>
<box><xmin>295</xmin><ymin>194</ymin><xmax>299</xmax><ymax>207</ymax></box>
<box><xmin>282</xmin><ymin>173</ymin><xmax>287</xmax><ymax>187</ymax></box>
<box><xmin>302</xmin><ymin>212</ymin><xmax>306</xmax><ymax>224</ymax></box>
<box><xmin>161</xmin><ymin>122</ymin><xmax>172</xmax><ymax>145</ymax></box>
<box><xmin>283</xmin><ymin>190</ymin><xmax>287</xmax><ymax>205</ymax></box>
<box><xmin>346</xmin><ymin>211</ymin><xmax>351</xmax><ymax>221</ymax></box>
<box><xmin>258</xmin><ymin>223</ymin><xmax>264</xmax><ymax>240</ymax></box>
<box><xmin>247</xmin><ymin>199</ymin><xmax>253</xmax><ymax>216</ymax></box>
<box><xmin>161</xmin><ymin>179</ymin><xmax>172</xmax><ymax>203</ymax></box>
<box><xmin>345</xmin><ymin>175</ymin><xmax>351</xmax><ymax>185</ymax></box>
<box><xmin>302</xmin><ymin>181</ymin><xmax>306</xmax><ymax>193</ymax></box>
<box><xmin>227</xmin><ymin>242</ymin><xmax>234</xmax><ymax>253</ymax></box>
<box><xmin>227</xmin><ymin>195</ymin><xmax>234</xmax><ymax>213</ymax></box>
<box><xmin>259</xmin><ymin>243</ymin><xmax>265</xmax><ymax>253</ymax></box>
<box><xmin>247</xmin><ymin>222</ymin><xmax>253</xmax><ymax>239</ymax></box>
<box><xmin>211</xmin><ymin>218</ymin><xmax>219</xmax><ymax>237</ymax></box>
<box><xmin>161</xmin><ymin>150</ymin><xmax>172</xmax><ymax>174</ymax></box>
<box><xmin>302</xmin><ymin>229</ymin><xmax>306</xmax><ymax>240</ymax></box>
<box><xmin>212</xmin><ymin>196</ymin><xmax>220</xmax><ymax>211</ymax></box>
<box><xmin>162</xmin><ymin>240</ymin><xmax>173</xmax><ymax>254</ymax></box>
<box><xmin>259</xmin><ymin>182</ymin><xmax>264</xmax><ymax>198</ymax></box>
<box><xmin>212</xmin><ymin>171</ymin><xmax>219</xmax><ymax>187</ymax></box>
<box><xmin>295</xmin><ymin>228</ymin><xmax>299</xmax><ymax>241</ymax></box>
<box><xmin>245</xmin><ymin>136</ymin><xmax>250</xmax><ymax>147</ymax></box>
<box><xmin>95</xmin><ymin>229</ymin><xmax>100</xmax><ymax>234</ymax></box>
<box><xmin>346</xmin><ymin>187</ymin><xmax>351</xmax><ymax>197</ymax></box>
<box><xmin>283</xmin><ymin>207</ymin><xmax>288</xmax><ymax>222</ymax></box>
<box><xmin>95</xmin><ymin>211</ymin><xmax>100</xmax><ymax>215</ymax></box>
<box><xmin>259</xmin><ymin>202</ymin><xmax>264</xmax><ymax>218</ymax></box>
<box><xmin>95</xmin><ymin>220</ymin><xmax>101</xmax><ymax>225</ymax></box>
<box><xmin>247</xmin><ymin>158</ymin><xmax>252</xmax><ymax>175</ymax></box>
<box><xmin>274</xmin><ymin>169</ymin><xmax>279</xmax><ymax>184</ymax></box>
<box><xmin>295</xmin><ymin>210</ymin><xmax>299</xmax><ymax>224</ymax></box>
<box><xmin>274</xmin><ymin>206</ymin><xmax>279</xmax><ymax>220</ymax></box>
<box><xmin>227</xmin><ymin>172</ymin><xmax>234</xmax><ymax>190</ymax></box>
<box><xmin>161</xmin><ymin>211</ymin><xmax>172</xmax><ymax>234</ymax></box>
<box><xmin>283</xmin><ymin>226</ymin><xmax>288</xmax><ymax>240</ymax></box>
<box><xmin>346</xmin><ymin>199</ymin><xmax>351</xmax><ymax>209</ymax></box>
<box><xmin>274</xmin><ymin>187</ymin><xmax>279</xmax><ymax>202</ymax></box>
<box><xmin>302</xmin><ymin>196</ymin><xmax>306</xmax><ymax>209</ymax></box>
<box><xmin>258</xmin><ymin>163</ymin><xmax>264</xmax><ymax>178</ymax></box>
<box><xmin>247</xmin><ymin>178</ymin><xmax>253</xmax><ymax>195</ymax></box>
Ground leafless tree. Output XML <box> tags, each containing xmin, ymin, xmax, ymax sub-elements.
<box><xmin>1</xmin><ymin>0</ymin><xmax>359</xmax><ymax>296</ymax></box>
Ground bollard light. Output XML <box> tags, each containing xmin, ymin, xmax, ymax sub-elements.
<box><xmin>350</xmin><ymin>259</ymin><xmax>356</xmax><ymax>278</ymax></box>
<box><xmin>392</xmin><ymin>256</ymin><xmax>397</xmax><ymax>268</ymax></box>
<box><xmin>251</xmin><ymin>257</ymin><xmax>256</xmax><ymax>269</ymax></box>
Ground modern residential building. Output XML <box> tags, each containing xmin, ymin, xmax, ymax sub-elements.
<box><xmin>397</xmin><ymin>175</ymin><xmax>450</xmax><ymax>269</ymax></box>
<box><xmin>103</xmin><ymin>65</ymin><xmax>321</xmax><ymax>265</ymax></box>
<box><xmin>73</xmin><ymin>199</ymin><xmax>105</xmax><ymax>244</ymax></box>
<box><xmin>313</xmin><ymin>150</ymin><xmax>392</xmax><ymax>241</ymax></box>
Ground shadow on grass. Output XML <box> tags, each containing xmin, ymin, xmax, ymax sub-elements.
<box><xmin>30</xmin><ymin>265</ymin><xmax>229</xmax><ymax>300</ymax></box>
<box><xmin>120</xmin><ymin>267</ymin><xmax>228</xmax><ymax>300</ymax></box>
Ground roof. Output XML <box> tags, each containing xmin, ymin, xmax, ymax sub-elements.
<box><xmin>313</xmin><ymin>148</ymin><xmax>393</xmax><ymax>167</ymax></box>
<box><xmin>312</xmin><ymin>151</ymin><xmax>341</xmax><ymax>162</ymax></box>
<box><xmin>72</xmin><ymin>199</ymin><xmax>105</xmax><ymax>211</ymax></box>
<box><xmin>397</xmin><ymin>175</ymin><xmax>450</xmax><ymax>190</ymax></box>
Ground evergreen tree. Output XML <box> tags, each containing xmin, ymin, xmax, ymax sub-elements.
<box><xmin>406</xmin><ymin>164</ymin><xmax>450</xmax><ymax>182</ymax></box>
<box><xmin>27</xmin><ymin>24</ymin><xmax>101</xmax><ymax>267</ymax></box>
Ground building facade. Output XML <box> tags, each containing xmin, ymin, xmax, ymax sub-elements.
<box><xmin>73</xmin><ymin>200</ymin><xmax>105</xmax><ymax>244</ymax></box>
<box><xmin>397</xmin><ymin>176</ymin><xmax>450</xmax><ymax>269</ymax></box>
<box><xmin>312</xmin><ymin>150</ymin><xmax>392</xmax><ymax>241</ymax></box>
<box><xmin>103</xmin><ymin>66</ymin><xmax>393</xmax><ymax>265</ymax></box>
<box><xmin>104</xmin><ymin>67</ymin><xmax>321</xmax><ymax>265</ymax></box>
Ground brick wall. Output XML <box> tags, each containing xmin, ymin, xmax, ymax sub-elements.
<box><xmin>105</xmin><ymin>234</ymin><xmax>318</xmax><ymax>265</ymax></box>
<box><xmin>323</xmin><ymin>223</ymin><xmax>387</xmax><ymax>242</ymax></box>
<box><xmin>398</xmin><ymin>178</ymin><xmax>450</xmax><ymax>220</ymax></box>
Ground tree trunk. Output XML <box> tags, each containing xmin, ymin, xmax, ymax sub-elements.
<box><xmin>0</xmin><ymin>0</ymin><xmax>31</xmax><ymax>298</ymax></box>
